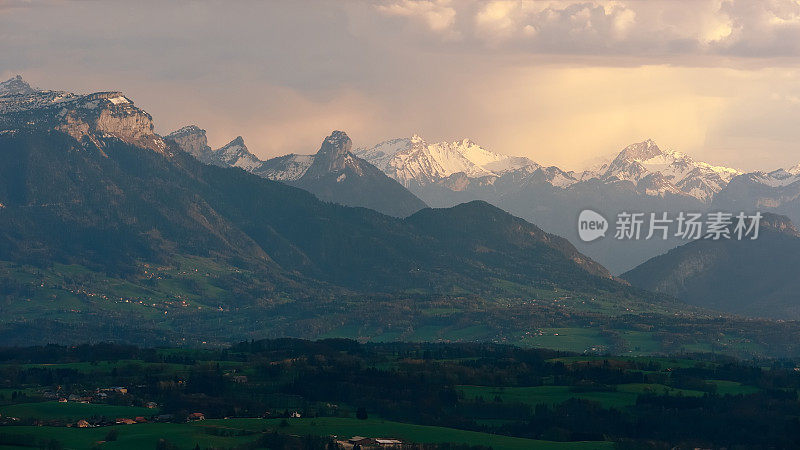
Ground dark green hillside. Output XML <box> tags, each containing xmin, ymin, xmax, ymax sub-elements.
<box><xmin>0</xmin><ymin>129</ymin><xmax>618</xmax><ymax>295</ymax></box>
<box><xmin>4</xmin><ymin>129</ymin><xmax>800</xmax><ymax>355</ymax></box>
<box><xmin>623</xmin><ymin>213</ymin><xmax>800</xmax><ymax>319</ymax></box>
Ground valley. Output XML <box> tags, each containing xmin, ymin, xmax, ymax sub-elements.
<box><xmin>0</xmin><ymin>340</ymin><xmax>798</xmax><ymax>449</ymax></box>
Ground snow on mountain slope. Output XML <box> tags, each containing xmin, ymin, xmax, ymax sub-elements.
<box><xmin>787</xmin><ymin>162</ymin><xmax>800</xmax><ymax>176</ymax></box>
<box><xmin>165</xmin><ymin>127</ymin><xmax>313</xmax><ymax>179</ymax></box>
<box><xmin>164</xmin><ymin>126</ymin><xmax>424</xmax><ymax>216</ymax></box>
<box><xmin>0</xmin><ymin>75</ymin><xmax>37</xmax><ymax>97</ymax></box>
<box><xmin>293</xmin><ymin>131</ymin><xmax>428</xmax><ymax>217</ymax></box>
<box><xmin>711</xmin><ymin>163</ymin><xmax>800</xmax><ymax>220</ymax></box>
<box><xmin>356</xmin><ymin>135</ymin><xmax>737</xmax><ymax>202</ymax></box>
<box><xmin>214</xmin><ymin>136</ymin><xmax>262</xmax><ymax>171</ymax></box>
<box><xmin>354</xmin><ymin>135</ymin><xmax>539</xmax><ymax>187</ymax></box>
<box><xmin>737</xmin><ymin>161</ymin><xmax>800</xmax><ymax>189</ymax></box>
<box><xmin>255</xmin><ymin>154</ymin><xmax>314</xmax><ymax>181</ymax></box>
<box><xmin>593</xmin><ymin>139</ymin><xmax>741</xmax><ymax>202</ymax></box>
<box><xmin>0</xmin><ymin>76</ymin><xmax>165</xmax><ymax>153</ymax></box>
<box><xmin>354</xmin><ymin>137</ymin><xmax>412</xmax><ymax>172</ymax></box>
<box><xmin>739</xmin><ymin>169</ymin><xmax>800</xmax><ymax>188</ymax></box>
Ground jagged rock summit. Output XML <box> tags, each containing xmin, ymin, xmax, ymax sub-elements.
<box><xmin>165</xmin><ymin>125</ymin><xmax>214</xmax><ymax>163</ymax></box>
<box><xmin>302</xmin><ymin>130</ymin><xmax>355</xmax><ymax>177</ymax></box>
<box><xmin>215</xmin><ymin>136</ymin><xmax>262</xmax><ymax>171</ymax></box>
<box><xmin>164</xmin><ymin>127</ymin><xmax>262</xmax><ymax>171</ymax></box>
<box><xmin>165</xmin><ymin>125</ymin><xmax>428</xmax><ymax>217</ymax></box>
<box><xmin>0</xmin><ymin>75</ymin><xmax>37</xmax><ymax>96</ymax></box>
<box><xmin>291</xmin><ymin>130</ymin><xmax>429</xmax><ymax>217</ymax></box>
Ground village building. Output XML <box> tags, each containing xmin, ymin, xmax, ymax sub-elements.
<box><xmin>347</xmin><ymin>436</ymin><xmax>403</xmax><ymax>448</ymax></box>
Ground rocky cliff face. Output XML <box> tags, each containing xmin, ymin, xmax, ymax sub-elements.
<box><xmin>0</xmin><ymin>77</ymin><xmax>165</xmax><ymax>153</ymax></box>
<box><xmin>165</xmin><ymin>126</ymin><xmax>427</xmax><ymax>217</ymax></box>
<box><xmin>164</xmin><ymin>125</ymin><xmax>216</xmax><ymax>163</ymax></box>
<box><xmin>301</xmin><ymin>130</ymin><xmax>359</xmax><ymax>178</ymax></box>
<box><xmin>293</xmin><ymin>131</ymin><xmax>429</xmax><ymax>217</ymax></box>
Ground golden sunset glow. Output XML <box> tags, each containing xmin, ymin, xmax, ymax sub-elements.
<box><xmin>4</xmin><ymin>0</ymin><xmax>800</xmax><ymax>171</ymax></box>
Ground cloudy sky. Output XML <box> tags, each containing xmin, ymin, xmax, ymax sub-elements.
<box><xmin>3</xmin><ymin>0</ymin><xmax>800</xmax><ymax>171</ymax></box>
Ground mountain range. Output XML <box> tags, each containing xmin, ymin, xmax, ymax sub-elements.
<box><xmin>0</xmin><ymin>76</ymin><xmax>616</xmax><ymax>292</ymax></box>
<box><xmin>5</xmin><ymin>75</ymin><xmax>800</xmax><ymax>352</ymax></box>
<box><xmin>354</xmin><ymin>135</ymin><xmax>742</xmax><ymax>202</ymax></box>
<box><xmin>712</xmin><ymin>166</ymin><xmax>800</xmax><ymax>226</ymax></box>
<box><xmin>159</xmin><ymin>95</ymin><xmax>800</xmax><ymax>275</ymax></box>
<box><xmin>351</xmin><ymin>135</ymin><xmax>746</xmax><ymax>273</ymax></box>
<box><xmin>187</xmin><ymin>125</ymin><xmax>754</xmax><ymax>272</ymax></box>
<box><xmin>0</xmin><ymin>76</ymin><xmax>660</xmax><ymax>346</ymax></box>
<box><xmin>164</xmin><ymin>125</ymin><xmax>427</xmax><ymax>218</ymax></box>
<box><xmin>151</xmin><ymin>87</ymin><xmax>800</xmax><ymax>279</ymax></box>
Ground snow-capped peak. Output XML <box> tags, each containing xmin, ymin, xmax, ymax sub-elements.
<box><xmin>0</xmin><ymin>75</ymin><xmax>37</xmax><ymax>97</ymax></box>
<box><xmin>595</xmin><ymin>139</ymin><xmax>741</xmax><ymax>202</ymax></box>
<box><xmin>613</xmin><ymin>138</ymin><xmax>664</xmax><ymax>162</ymax></box>
<box><xmin>213</xmin><ymin>136</ymin><xmax>263</xmax><ymax>171</ymax></box>
<box><xmin>737</xmin><ymin>162</ymin><xmax>800</xmax><ymax>189</ymax></box>
<box><xmin>354</xmin><ymin>134</ymin><xmax>538</xmax><ymax>187</ymax></box>
<box><xmin>786</xmin><ymin>162</ymin><xmax>800</xmax><ymax>176</ymax></box>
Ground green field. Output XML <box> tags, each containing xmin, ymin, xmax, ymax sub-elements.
<box><xmin>546</xmin><ymin>355</ymin><xmax>711</xmax><ymax>370</ymax></box>
<box><xmin>517</xmin><ymin>328</ymin><xmax>611</xmax><ymax>353</ymax></box>
<box><xmin>206</xmin><ymin>417</ymin><xmax>615</xmax><ymax>450</ymax></box>
<box><xmin>0</xmin><ymin>423</ymin><xmax>250</xmax><ymax>450</ymax></box>
<box><xmin>710</xmin><ymin>380</ymin><xmax>761</xmax><ymax>396</ymax></box>
<box><xmin>457</xmin><ymin>383</ymin><xmax>708</xmax><ymax>409</ymax></box>
<box><xmin>0</xmin><ymin>402</ymin><xmax>156</xmax><ymax>421</ymax></box>
<box><xmin>0</xmin><ymin>418</ymin><xmax>614</xmax><ymax>450</ymax></box>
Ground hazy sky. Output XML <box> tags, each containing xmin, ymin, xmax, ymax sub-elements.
<box><xmin>3</xmin><ymin>0</ymin><xmax>800</xmax><ymax>171</ymax></box>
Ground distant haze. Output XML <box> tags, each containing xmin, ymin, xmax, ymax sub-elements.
<box><xmin>4</xmin><ymin>0</ymin><xmax>800</xmax><ymax>171</ymax></box>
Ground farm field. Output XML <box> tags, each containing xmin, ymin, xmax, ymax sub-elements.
<box><xmin>0</xmin><ymin>418</ymin><xmax>613</xmax><ymax>450</ymax></box>
<box><xmin>0</xmin><ymin>340</ymin><xmax>795</xmax><ymax>449</ymax></box>
<box><xmin>456</xmin><ymin>383</ymin><xmax>709</xmax><ymax>409</ymax></box>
